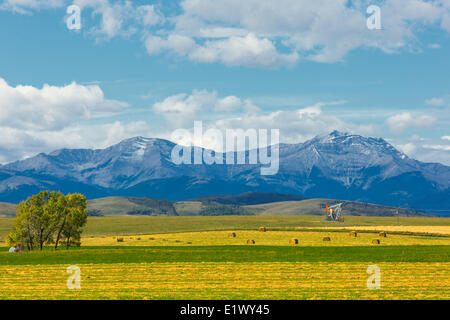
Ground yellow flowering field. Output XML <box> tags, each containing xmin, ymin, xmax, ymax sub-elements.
<box><xmin>0</xmin><ymin>262</ymin><xmax>448</xmax><ymax>300</ymax></box>
<box><xmin>81</xmin><ymin>230</ymin><xmax>450</xmax><ymax>247</ymax></box>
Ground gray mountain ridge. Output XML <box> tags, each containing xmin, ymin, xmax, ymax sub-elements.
<box><xmin>0</xmin><ymin>131</ymin><xmax>449</xmax><ymax>215</ymax></box>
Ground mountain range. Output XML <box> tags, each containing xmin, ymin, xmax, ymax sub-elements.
<box><xmin>0</xmin><ymin>131</ymin><xmax>448</xmax><ymax>215</ymax></box>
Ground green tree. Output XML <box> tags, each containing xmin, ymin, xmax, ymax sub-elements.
<box><xmin>7</xmin><ymin>191</ymin><xmax>87</xmax><ymax>251</ymax></box>
<box><xmin>58</xmin><ymin>194</ymin><xmax>87</xmax><ymax>249</ymax></box>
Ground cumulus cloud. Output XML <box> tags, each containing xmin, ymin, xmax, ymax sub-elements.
<box><xmin>0</xmin><ymin>78</ymin><xmax>128</xmax><ymax>131</ymax></box>
<box><xmin>152</xmin><ymin>90</ymin><xmax>246</xmax><ymax>128</ymax></box>
<box><xmin>396</xmin><ymin>142</ymin><xmax>417</xmax><ymax>155</ymax></box>
<box><xmin>72</xmin><ymin>0</ymin><xmax>164</xmax><ymax>39</ymax></box>
<box><xmin>386</xmin><ymin>112</ymin><xmax>437</xmax><ymax>135</ymax></box>
<box><xmin>0</xmin><ymin>77</ymin><xmax>141</xmax><ymax>163</ymax></box>
<box><xmin>163</xmin><ymin>0</ymin><xmax>450</xmax><ymax>65</ymax></box>
<box><xmin>392</xmin><ymin>136</ymin><xmax>450</xmax><ymax>165</ymax></box>
<box><xmin>188</xmin><ymin>33</ymin><xmax>298</xmax><ymax>67</ymax></box>
<box><xmin>214</xmin><ymin>96</ymin><xmax>242</xmax><ymax>112</ymax></box>
<box><xmin>3</xmin><ymin>0</ymin><xmax>449</xmax><ymax>67</ymax></box>
<box><xmin>146</xmin><ymin>33</ymin><xmax>298</xmax><ymax>68</ymax></box>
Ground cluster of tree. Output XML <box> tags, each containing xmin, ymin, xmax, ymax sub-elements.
<box><xmin>198</xmin><ymin>203</ymin><xmax>253</xmax><ymax>216</ymax></box>
<box><xmin>7</xmin><ymin>191</ymin><xmax>87</xmax><ymax>251</ymax></box>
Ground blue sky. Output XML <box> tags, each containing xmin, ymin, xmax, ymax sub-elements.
<box><xmin>0</xmin><ymin>0</ymin><xmax>449</xmax><ymax>164</ymax></box>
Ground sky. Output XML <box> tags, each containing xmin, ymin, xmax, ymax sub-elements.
<box><xmin>0</xmin><ymin>0</ymin><xmax>449</xmax><ymax>165</ymax></box>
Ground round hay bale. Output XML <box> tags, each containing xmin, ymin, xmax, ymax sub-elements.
<box><xmin>379</xmin><ymin>232</ymin><xmax>387</xmax><ymax>237</ymax></box>
<box><xmin>247</xmin><ymin>239</ymin><xmax>256</xmax><ymax>245</ymax></box>
<box><xmin>149</xmin><ymin>237</ymin><xmax>155</xmax><ymax>240</ymax></box>
<box><xmin>349</xmin><ymin>231</ymin><xmax>357</xmax><ymax>237</ymax></box>
<box><xmin>228</xmin><ymin>232</ymin><xmax>236</xmax><ymax>238</ymax></box>
<box><xmin>259</xmin><ymin>227</ymin><xmax>266</xmax><ymax>232</ymax></box>
<box><xmin>372</xmin><ymin>239</ymin><xmax>381</xmax><ymax>244</ymax></box>
<box><xmin>116</xmin><ymin>237</ymin><xmax>124</xmax><ymax>242</ymax></box>
<box><xmin>289</xmin><ymin>238</ymin><xmax>299</xmax><ymax>245</ymax></box>
<box><xmin>323</xmin><ymin>237</ymin><xmax>331</xmax><ymax>242</ymax></box>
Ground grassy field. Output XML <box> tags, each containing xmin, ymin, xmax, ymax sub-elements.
<box><xmin>0</xmin><ymin>215</ymin><xmax>449</xmax><ymax>300</ymax></box>
<box><xmin>1</xmin><ymin>261</ymin><xmax>448</xmax><ymax>300</ymax></box>
<box><xmin>0</xmin><ymin>245</ymin><xmax>448</xmax><ymax>299</ymax></box>
<box><xmin>3</xmin><ymin>215</ymin><xmax>449</xmax><ymax>241</ymax></box>
<box><xmin>79</xmin><ymin>230</ymin><xmax>450</xmax><ymax>247</ymax></box>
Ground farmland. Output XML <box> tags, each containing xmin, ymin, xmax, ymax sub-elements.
<box><xmin>0</xmin><ymin>215</ymin><xmax>449</xmax><ymax>300</ymax></box>
<box><xmin>2</xmin><ymin>214</ymin><xmax>449</xmax><ymax>241</ymax></box>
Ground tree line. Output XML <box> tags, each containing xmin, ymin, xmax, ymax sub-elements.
<box><xmin>7</xmin><ymin>191</ymin><xmax>87</xmax><ymax>250</ymax></box>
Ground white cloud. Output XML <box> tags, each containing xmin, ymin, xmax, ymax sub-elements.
<box><xmin>442</xmin><ymin>136</ymin><xmax>450</xmax><ymax>141</ymax></box>
<box><xmin>0</xmin><ymin>77</ymin><xmax>160</xmax><ymax>163</ymax></box>
<box><xmin>425</xmin><ymin>97</ymin><xmax>446</xmax><ymax>106</ymax></box>
<box><xmin>397</xmin><ymin>142</ymin><xmax>417</xmax><ymax>155</ymax></box>
<box><xmin>152</xmin><ymin>90</ymin><xmax>251</xmax><ymax>127</ymax></box>
<box><xmin>0</xmin><ymin>0</ymin><xmax>64</xmax><ymax>14</ymax></box>
<box><xmin>0</xmin><ymin>78</ymin><xmax>128</xmax><ymax>131</ymax></box>
<box><xmin>146</xmin><ymin>33</ymin><xmax>298</xmax><ymax>68</ymax></box>
<box><xmin>392</xmin><ymin>135</ymin><xmax>450</xmax><ymax>165</ymax></box>
<box><xmin>153</xmin><ymin>90</ymin><xmax>215</xmax><ymax>127</ymax></box>
<box><xmin>188</xmin><ymin>33</ymin><xmax>298</xmax><ymax>67</ymax></box>
<box><xmin>73</xmin><ymin>0</ymin><xmax>164</xmax><ymax>39</ymax></box>
<box><xmin>423</xmin><ymin>144</ymin><xmax>450</xmax><ymax>151</ymax></box>
<box><xmin>386</xmin><ymin>112</ymin><xmax>437</xmax><ymax>135</ymax></box>
<box><xmin>214</xmin><ymin>96</ymin><xmax>242</xmax><ymax>112</ymax></box>
<box><xmin>166</xmin><ymin>0</ymin><xmax>450</xmax><ymax>65</ymax></box>
<box><xmin>2</xmin><ymin>0</ymin><xmax>450</xmax><ymax>67</ymax></box>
